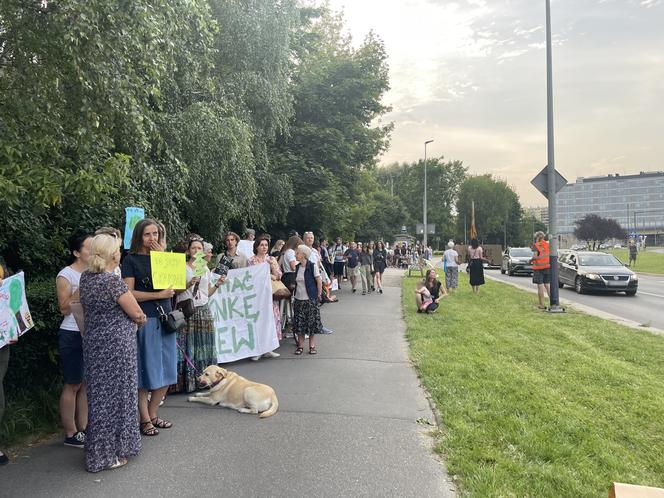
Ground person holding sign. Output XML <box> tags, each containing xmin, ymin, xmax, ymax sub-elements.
<box><xmin>174</xmin><ymin>236</ymin><xmax>225</xmax><ymax>393</ymax></box>
<box><xmin>122</xmin><ymin>219</ymin><xmax>177</xmax><ymax>437</ymax></box>
<box><xmin>55</xmin><ymin>231</ymin><xmax>93</xmax><ymax>449</ymax></box>
<box><xmin>293</xmin><ymin>245</ymin><xmax>322</xmax><ymax>356</ymax></box>
<box><xmin>248</xmin><ymin>235</ymin><xmax>283</xmax><ymax>361</ymax></box>
<box><xmin>80</xmin><ymin>234</ymin><xmax>146</xmax><ymax>472</ymax></box>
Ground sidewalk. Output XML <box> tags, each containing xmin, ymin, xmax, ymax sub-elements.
<box><xmin>1</xmin><ymin>269</ymin><xmax>455</xmax><ymax>497</ymax></box>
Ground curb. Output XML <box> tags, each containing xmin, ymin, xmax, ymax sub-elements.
<box><xmin>485</xmin><ymin>273</ymin><xmax>664</xmax><ymax>337</ymax></box>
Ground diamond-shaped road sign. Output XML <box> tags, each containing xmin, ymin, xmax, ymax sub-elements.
<box><xmin>531</xmin><ymin>166</ymin><xmax>568</xmax><ymax>198</ymax></box>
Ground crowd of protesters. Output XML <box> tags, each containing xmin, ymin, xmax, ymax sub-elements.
<box><xmin>0</xmin><ymin>219</ymin><xmax>404</xmax><ymax>472</ymax></box>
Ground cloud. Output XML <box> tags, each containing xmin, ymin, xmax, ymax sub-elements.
<box><xmin>328</xmin><ymin>0</ymin><xmax>664</xmax><ymax>206</ymax></box>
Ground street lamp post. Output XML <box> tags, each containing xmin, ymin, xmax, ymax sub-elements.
<box><xmin>423</xmin><ymin>139</ymin><xmax>434</xmax><ymax>249</ymax></box>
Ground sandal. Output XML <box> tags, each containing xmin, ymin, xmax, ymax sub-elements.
<box><xmin>140</xmin><ymin>420</ymin><xmax>159</xmax><ymax>436</ymax></box>
<box><xmin>309</xmin><ymin>347</ymin><xmax>317</xmax><ymax>355</ymax></box>
<box><xmin>151</xmin><ymin>417</ymin><xmax>173</xmax><ymax>429</ymax></box>
<box><xmin>294</xmin><ymin>347</ymin><xmax>303</xmax><ymax>355</ymax></box>
<box><xmin>106</xmin><ymin>456</ymin><xmax>128</xmax><ymax>470</ymax></box>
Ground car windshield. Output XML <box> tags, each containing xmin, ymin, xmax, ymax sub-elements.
<box><xmin>510</xmin><ymin>249</ymin><xmax>533</xmax><ymax>257</ymax></box>
<box><xmin>578</xmin><ymin>254</ymin><xmax>622</xmax><ymax>266</ymax></box>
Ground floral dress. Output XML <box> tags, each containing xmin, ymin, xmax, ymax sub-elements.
<box><xmin>79</xmin><ymin>271</ymin><xmax>141</xmax><ymax>473</ymax></box>
<box><xmin>248</xmin><ymin>255</ymin><xmax>282</xmax><ymax>340</ymax></box>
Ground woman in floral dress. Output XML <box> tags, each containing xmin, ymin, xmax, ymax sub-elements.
<box><xmin>79</xmin><ymin>234</ymin><xmax>147</xmax><ymax>472</ymax></box>
<box><xmin>248</xmin><ymin>235</ymin><xmax>282</xmax><ymax>360</ymax></box>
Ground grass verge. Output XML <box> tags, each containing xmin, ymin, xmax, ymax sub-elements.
<box><xmin>0</xmin><ymin>387</ymin><xmax>60</xmax><ymax>451</ymax></box>
<box><xmin>403</xmin><ymin>273</ymin><xmax>664</xmax><ymax>497</ymax></box>
<box><xmin>607</xmin><ymin>248</ymin><xmax>664</xmax><ymax>275</ymax></box>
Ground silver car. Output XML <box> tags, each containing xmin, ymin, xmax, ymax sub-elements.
<box><xmin>501</xmin><ymin>247</ymin><xmax>534</xmax><ymax>276</ymax></box>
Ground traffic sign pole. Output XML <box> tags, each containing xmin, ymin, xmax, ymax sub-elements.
<box><xmin>545</xmin><ymin>0</ymin><xmax>563</xmax><ymax>313</ymax></box>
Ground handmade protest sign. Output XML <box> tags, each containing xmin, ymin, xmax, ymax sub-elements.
<box><xmin>237</xmin><ymin>240</ymin><xmax>254</xmax><ymax>259</ymax></box>
<box><xmin>209</xmin><ymin>263</ymin><xmax>277</xmax><ymax>363</ymax></box>
<box><xmin>150</xmin><ymin>252</ymin><xmax>186</xmax><ymax>290</ymax></box>
<box><xmin>192</xmin><ymin>251</ymin><xmax>208</xmax><ymax>277</ymax></box>
<box><xmin>123</xmin><ymin>207</ymin><xmax>145</xmax><ymax>250</ymax></box>
<box><xmin>0</xmin><ymin>272</ymin><xmax>35</xmax><ymax>348</ymax></box>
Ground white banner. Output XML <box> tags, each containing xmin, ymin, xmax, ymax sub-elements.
<box><xmin>0</xmin><ymin>272</ymin><xmax>35</xmax><ymax>348</ymax></box>
<box><xmin>209</xmin><ymin>263</ymin><xmax>277</xmax><ymax>363</ymax></box>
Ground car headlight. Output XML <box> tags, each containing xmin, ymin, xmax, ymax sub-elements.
<box><xmin>584</xmin><ymin>273</ymin><xmax>601</xmax><ymax>281</ymax></box>
<box><xmin>630</xmin><ymin>274</ymin><xmax>638</xmax><ymax>281</ymax></box>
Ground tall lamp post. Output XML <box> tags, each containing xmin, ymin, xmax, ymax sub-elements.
<box><xmin>423</xmin><ymin>139</ymin><xmax>434</xmax><ymax>249</ymax></box>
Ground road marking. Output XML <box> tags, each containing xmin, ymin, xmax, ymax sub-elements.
<box><xmin>638</xmin><ymin>291</ymin><xmax>664</xmax><ymax>299</ymax></box>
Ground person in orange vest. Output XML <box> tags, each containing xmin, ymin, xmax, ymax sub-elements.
<box><xmin>531</xmin><ymin>231</ymin><xmax>551</xmax><ymax>309</ymax></box>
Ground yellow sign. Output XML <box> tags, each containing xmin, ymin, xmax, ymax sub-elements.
<box><xmin>150</xmin><ymin>252</ymin><xmax>186</xmax><ymax>290</ymax></box>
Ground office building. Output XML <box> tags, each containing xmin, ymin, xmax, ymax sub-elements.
<box><xmin>556</xmin><ymin>171</ymin><xmax>664</xmax><ymax>235</ymax></box>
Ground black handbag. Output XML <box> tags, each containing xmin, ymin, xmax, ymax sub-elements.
<box><xmin>281</xmin><ymin>271</ymin><xmax>297</xmax><ymax>292</ymax></box>
<box><xmin>157</xmin><ymin>305</ymin><xmax>186</xmax><ymax>333</ymax></box>
<box><xmin>176</xmin><ymin>298</ymin><xmax>196</xmax><ymax>319</ymax></box>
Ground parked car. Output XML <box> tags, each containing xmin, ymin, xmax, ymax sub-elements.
<box><xmin>571</xmin><ymin>244</ymin><xmax>586</xmax><ymax>251</ymax></box>
<box><xmin>557</xmin><ymin>250</ymin><xmax>638</xmax><ymax>296</ymax></box>
<box><xmin>501</xmin><ymin>247</ymin><xmax>534</xmax><ymax>276</ymax></box>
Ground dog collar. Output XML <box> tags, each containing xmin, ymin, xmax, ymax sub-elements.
<box><xmin>207</xmin><ymin>377</ymin><xmax>224</xmax><ymax>389</ymax></box>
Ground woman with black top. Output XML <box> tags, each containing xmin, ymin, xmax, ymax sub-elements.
<box><xmin>467</xmin><ymin>238</ymin><xmax>487</xmax><ymax>293</ymax></box>
<box><xmin>373</xmin><ymin>241</ymin><xmax>387</xmax><ymax>294</ymax></box>
<box><xmin>121</xmin><ymin>218</ymin><xmax>176</xmax><ymax>437</ymax></box>
<box><xmin>415</xmin><ymin>269</ymin><xmax>448</xmax><ymax>312</ymax></box>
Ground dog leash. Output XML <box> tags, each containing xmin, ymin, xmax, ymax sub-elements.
<box><xmin>176</xmin><ymin>338</ymin><xmax>202</xmax><ymax>377</ymax></box>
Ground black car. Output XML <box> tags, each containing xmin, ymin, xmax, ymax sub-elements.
<box><xmin>557</xmin><ymin>251</ymin><xmax>638</xmax><ymax>296</ymax></box>
<box><xmin>501</xmin><ymin>247</ymin><xmax>534</xmax><ymax>276</ymax></box>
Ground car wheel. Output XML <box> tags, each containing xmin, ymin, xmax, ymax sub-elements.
<box><xmin>625</xmin><ymin>290</ymin><xmax>637</xmax><ymax>297</ymax></box>
<box><xmin>501</xmin><ymin>267</ymin><xmax>506</xmax><ymax>275</ymax></box>
<box><xmin>575</xmin><ymin>276</ymin><xmax>584</xmax><ymax>294</ymax></box>
<box><xmin>507</xmin><ymin>265</ymin><xmax>514</xmax><ymax>276</ymax></box>
<box><xmin>558</xmin><ymin>281</ymin><xmax>564</xmax><ymax>289</ymax></box>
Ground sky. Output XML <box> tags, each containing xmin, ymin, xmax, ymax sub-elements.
<box><xmin>326</xmin><ymin>0</ymin><xmax>664</xmax><ymax>206</ymax></box>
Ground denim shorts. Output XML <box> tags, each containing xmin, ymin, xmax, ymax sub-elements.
<box><xmin>58</xmin><ymin>329</ymin><xmax>84</xmax><ymax>384</ymax></box>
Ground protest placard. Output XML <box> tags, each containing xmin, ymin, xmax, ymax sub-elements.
<box><xmin>237</xmin><ymin>240</ymin><xmax>254</xmax><ymax>259</ymax></box>
<box><xmin>123</xmin><ymin>207</ymin><xmax>145</xmax><ymax>250</ymax></box>
<box><xmin>192</xmin><ymin>251</ymin><xmax>208</xmax><ymax>277</ymax></box>
<box><xmin>208</xmin><ymin>263</ymin><xmax>277</xmax><ymax>363</ymax></box>
<box><xmin>150</xmin><ymin>252</ymin><xmax>186</xmax><ymax>290</ymax></box>
<box><xmin>0</xmin><ymin>272</ymin><xmax>35</xmax><ymax>348</ymax></box>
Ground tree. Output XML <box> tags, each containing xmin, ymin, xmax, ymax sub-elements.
<box><xmin>455</xmin><ymin>175</ymin><xmax>523</xmax><ymax>247</ymax></box>
<box><xmin>574</xmin><ymin>214</ymin><xmax>625</xmax><ymax>250</ymax></box>
<box><xmin>270</xmin><ymin>9</ymin><xmax>392</xmax><ymax>238</ymax></box>
<box><xmin>376</xmin><ymin>158</ymin><xmax>467</xmax><ymax>247</ymax></box>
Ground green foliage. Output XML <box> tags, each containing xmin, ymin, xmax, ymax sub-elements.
<box><xmin>377</xmin><ymin>158</ymin><xmax>467</xmax><ymax>247</ymax></box>
<box><xmin>456</xmin><ymin>175</ymin><xmax>523</xmax><ymax>246</ymax></box>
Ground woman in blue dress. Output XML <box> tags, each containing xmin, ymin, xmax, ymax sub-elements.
<box><xmin>122</xmin><ymin>219</ymin><xmax>177</xmax><ymax>436</ymax></box>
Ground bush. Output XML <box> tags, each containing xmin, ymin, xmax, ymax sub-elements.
<box><xmin>5</xmin><ymin>278</ymin><xmax>62</xmax><ymax>397</ymax></box>
<box><xmin>1</xmin><ymin>278</ymin><xmax>63</xmax><ymax>446</ymax></box>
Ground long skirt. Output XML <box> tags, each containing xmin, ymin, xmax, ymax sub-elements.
<box><xmin>174</xmin><ymin>305</ymin><xmax>217</xmax><ymax>393</ymax></box>
<box><xmin>272</xmin><ymin>300</ymin><xmax>282</xmax><ymax>341</ymax></box>
<box><xmin>468</xmin><ymin>259</ymin><xmax>485</xmax><ymax>286</ymax></box>
<box><xmin>293</xmin><ymin>298</ymin><xmax>322</xmax><ymax>337</ymax></box>
<box><xmin>137</xmin><ymin>317</ymin><xmax>177</xmax><ymax>390</ymax></box>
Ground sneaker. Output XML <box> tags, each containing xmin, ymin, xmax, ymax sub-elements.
<box><xmin>362</xmin><ymin>291</ymin><xmax>366</xmax><ymax>295</ymax></box>
<box><xmin>263</xmin><ymin>351</ymin><xmax>280</xmax><ymax>358</ymax></box>
<box><xmin>251</xmin><ymin>356</ymin><xmax>261</xmax><ymax>361</ymax></box>
<box><xmin>64</xmin><ymin>431</ymin><xmax>85</xmax><ymax>448</ymax></box>
<box><xmin>0</xmin><ymin>450</ymin><xmax>8</xmax><ymax>465</ymax></box>
<box><xmin>379</xmin><ymin>289</ymin><xmax>383</xmax><ymax>294</ymax></box>
<box><xmin>320</xmin><ymin>326</ymin><xmax>334</xmax><ymax>334</ymax></box>
<box><xmin>352</xmin><ymin>288</ymin><xmax>356</xmax><ymax>293</ymax></box>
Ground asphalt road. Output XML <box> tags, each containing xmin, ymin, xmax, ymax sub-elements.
<box><xmin>488</xmin><ymin>269</ymin><xmax>664</xmax><ymax>330</ymax></box>
<box><xmin>1</xmin><ymin>270</ymin><xmax>455</xmax><ymax>498</ymax></box>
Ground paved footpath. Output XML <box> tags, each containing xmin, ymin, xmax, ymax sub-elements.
<box><xmin>1</xmin><ymin>269</ymin><xmax>455</xmax><ymax>498</ymax></box>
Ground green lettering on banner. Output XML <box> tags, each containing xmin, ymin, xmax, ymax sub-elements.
<box><xmin>228</xmin><ymin>296</ymin><xmax>244</xmax><ymax>319</ymax></box>
<box><xmin>242</xmin><ymin>294</ymin><xmax>259</xmax><ymax>321</ymax></box>
<box><xmin>233</xmin><ymin>321</ymin><xmax>255</xmax><ymax>352</ymax></box>
<box><xmin>215</xmin><ymin>325</ymin><xmax>233</xmax><ymax>354</ymax></box>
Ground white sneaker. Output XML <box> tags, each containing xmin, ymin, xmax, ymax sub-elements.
<box><xmin>251</xmin><ymin>356</ymin><xmax>261</xmax><ymax>361</ymax></box>
<box><xmin>263</xmin><ymin>351</ymin><xmax>280</xmax><ymax>358</ymax></box>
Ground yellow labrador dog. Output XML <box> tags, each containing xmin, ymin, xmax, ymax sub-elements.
<box><xmin>188</xmin><ymin>365</ymin><xmax>278</xmax><ymax>418</ymax></box>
